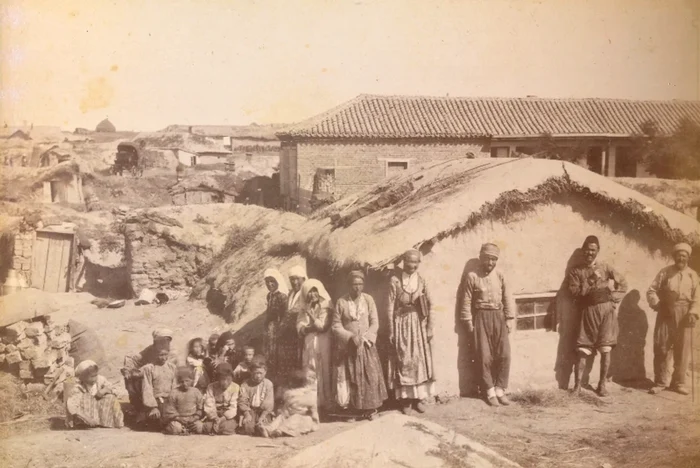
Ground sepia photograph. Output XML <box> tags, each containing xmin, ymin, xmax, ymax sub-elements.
<box><xmin>0</xmin><ymin>0</ymin><xmax>699</xmax><ymax>466</ymax></box>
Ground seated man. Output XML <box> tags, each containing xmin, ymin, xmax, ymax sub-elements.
<box><xmin>162</xmin><ymin>367</ymin><xmax>204</xmax><ymax>435</ymax></box>
<box><xmin>121</xmin><ymin>329</ymin><xmax>177</xmax><ymax>420</ymax></box>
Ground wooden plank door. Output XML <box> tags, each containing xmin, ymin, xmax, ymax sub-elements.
<box><xmin>31</xmin><ymin>232</ymin><xmax>74</xmax><ymax>292</ymax></box>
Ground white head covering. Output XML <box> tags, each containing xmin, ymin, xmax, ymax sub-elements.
<box><xmin>264</xmin><ymin>268</ymin><xmax>289</xmax><ymax>295</ymax></box>
<box><xmin>288</xmin><ymin>265</ymin><xmax>307</xmax><ymax>279</ymax></box>
<box><xmin>301</xmin><ymin>278</ymin><xmax>331</xmax><ymax>303</ymax></box>
<box><xmin>75</xmin><ymin>360</ymin><xmax>98</xmax><ymax>378</ymax></box>
<box><xmin>152</xmin><ymin>328</ymin><xmax>174</xmax><ymax>340</ymax></box>
<box><xmin>673</xmin><ymin>243</ymin><xmax>692</xmax><ymax>256</ymax></box>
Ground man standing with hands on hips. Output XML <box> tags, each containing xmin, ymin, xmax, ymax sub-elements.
<box><xmin>568</xmin><ymin>235</ymin><xmax>627</xmax><ymax>397</ymax></box>
<box><xmin>647</xmin><ymin>242</ymin><xmax>699</xmax><ymax>396</ymax></box>
<box><xmin>459</xmin><ymin>243</ymin><xmax>514</xmax><ymax>407</ymax></box>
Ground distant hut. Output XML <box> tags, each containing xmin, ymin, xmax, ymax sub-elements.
<box><xmin>7</xmin><ymin>130</ymin><xmax>32</xmax><ymax>141</ymax></box>
<box><xmin>38</xmin><ymin>145</ymin><xmax>73</xmax><ymax>167</ymax></box>
<box><xmin>33</xmin><ymin>160</ymin><xmax>85</xmax><ymax>204</ymax></box>
<box><xmin>95</xmin><ymin>118</ymin><xmax>116</xmax><ymax>133</ymax></box>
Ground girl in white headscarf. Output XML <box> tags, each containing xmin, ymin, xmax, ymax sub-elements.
<box><xmin>262</xmin><ymin>268</ymin><xmax>298</xmax><ymax>389</ymax></box>
<box><xmin>296</xmin><ymin>278</ymin><xmax>334</xmax><ymax>413</ymax></box>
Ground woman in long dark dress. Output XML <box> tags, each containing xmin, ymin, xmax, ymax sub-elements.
<box><xmin>262</xmin><ymin>268</ymin><xmax>298</xmax><ymax>389</ymax></box>
<box><xmin>385</xmin><ymin>249</ymin><xmax>435</xmax><ymax>414</ymax></box>
<box><xmin>332</xmin><ymin>270</ymin><xmax>387</xmax><ymax>419</ymax></box>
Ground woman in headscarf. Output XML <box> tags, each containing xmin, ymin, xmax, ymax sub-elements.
<box><xmin>66</xmin><ymin>360</ymin><xmax>124</xmax><ymax>429</ymax></box>
<box><xmin>385</xmin><ymin>249</ymin><xmax>435</xmax><ymax>414</ymax></box>
<box><xmin>288</xmin><ymin>265</ymin><xmax>307</xmax><ymax>315</ymax></box>
<box><xmin>296</xmin><ymin>278</ymin><xmax>333</xmax><ymax>413</ymax></box>
<box><xmin>262</xmin><ymin>268</ymin><xmax>297</xmax><ymax>387</ymax></box>
<box><xmin>332</xmin><ymin>270</ymin><xmax>387</xmax><ymax>419</ymax></box>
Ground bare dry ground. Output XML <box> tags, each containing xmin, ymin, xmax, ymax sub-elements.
<box><xmin>1</xmin><ymin>296</ymin><xmax>699</xmax><ymax>468</ymax></box>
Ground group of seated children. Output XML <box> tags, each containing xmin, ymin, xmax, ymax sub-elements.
<box><xmin>65</xmin><ymin>329</ymin><xmax>319</xmax><ymax>439</ymax></box>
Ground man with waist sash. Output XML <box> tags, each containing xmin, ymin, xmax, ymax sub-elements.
<box><xmin>568</xmin><ymin>235</ymin><xmax>627</xmax><ymax>397</ymax></box>
<box><xmin>459</xmin><ymin>243</ymin><xmax>514</xmax><ymax>407</ymax></box>
<box><xmin>647</xmin><ymin>242</ymin><xmax>700</xmax><ymax>396</ymax></box>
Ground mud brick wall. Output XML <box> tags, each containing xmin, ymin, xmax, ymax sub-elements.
<box><xmin>0</xmin><ymin>316</ymin><xmax>74</xmax><ymax>390</ymax></box>
<box><xmin>123</xmin><ymin>216</ymin><xmax>214</xmax><ymax>297</ymax></box>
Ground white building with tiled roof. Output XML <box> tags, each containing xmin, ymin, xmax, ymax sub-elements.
<box><xmin>277</xmin><ymin>94</ymin><xmax>700</xmax><ymax>212</ymax></box>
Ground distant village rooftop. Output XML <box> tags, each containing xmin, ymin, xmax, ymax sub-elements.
<box><xmin>277</xmin><ymin>94</ymin><xmax>700</xmax><ymax>139</ymax></box>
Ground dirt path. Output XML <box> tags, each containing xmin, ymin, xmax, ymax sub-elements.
<box><xmin>0</xmin><ymin>419</ymin><xmax>360</xmax><ymax>468</ymax></box>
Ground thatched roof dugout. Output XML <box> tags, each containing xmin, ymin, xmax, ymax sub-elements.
<box><xmin>301</xmin><ymin>158</ymin><xmax>700</xmax><ymax>270</ymax></box>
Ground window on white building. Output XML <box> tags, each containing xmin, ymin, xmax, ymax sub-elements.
<box><xmin>386</xmin><ymin>160</ymin><xmax>409</xmax><ymax>177</ymax></box>
<box><xmin>514</xmin><ymin>292</ymin><xmax>557</xmax><ymax>331</ymax></box>
<box><xmin>490</xmin><ymin>147</ymin><xmax>510</xmax><ymax>158</ymax></box>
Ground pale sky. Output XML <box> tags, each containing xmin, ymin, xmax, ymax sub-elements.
<box><xmin>1</xmin><ymin>0</ymin><xmax>699</xmax><ymax>131</ymax></box>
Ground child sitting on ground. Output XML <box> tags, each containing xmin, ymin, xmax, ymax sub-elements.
<box><xmin>202</xmin><ymin>362</ymin><xmax>240</xmax><ymax>435</ymax></box>
<box><xmin>233</xmin><ymin>345</ymin><xmax>255</xmax><ymax>384</ymax></box>
<box><xmin>66</xmin><ymin>360</ymin><xmax>124</xmax><ymax>429</ymax></box>
<box><xmin>259</xmin><ymin>368</ymin><xmax>319</xmax><ymax>438</ymax></box>
<box><xmin>162</xmin><ymin>367</ymin><xmax>204</xmax><ymax>435</ymax></box>
<box><xmin>213</xmin><ymin>331</ymin><xmax>236</xmax><ymax>369</ymax></box>
<box><xmin>186</xmin><ymin>337</ymin><xmax>209</xmax><ymax>393</ymax></box>
<box><xmin>238</xmin><ymin>356</ymin><xmax>275</xmax><ymax>436</ymax></box>
<box><xmin>141</xmin><ymin>338</ymin><xmax>177</xmax><ymax>430</ymax></box>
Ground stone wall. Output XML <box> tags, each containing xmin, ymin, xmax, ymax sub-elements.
<box><xmin>11</xmin><ymin>230</ymin><xmax>35</xmax><ymax>286</ymax></box>
<box><xmin>123</xmin><ymin>212</ymin><xmax>214</xmax><ymax>297</ymax></box>
<box><xmin>0</xmin><ymin>316</ymin><xmax>74</xmax><ymax>394</ymax></box>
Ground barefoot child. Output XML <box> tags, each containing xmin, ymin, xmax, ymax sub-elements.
<box><xmin>66</xmin><ymin>360</ymin><xmax>124</xmax><ymax>429</ymax></box>
<box><xmin>141</xmin><ymin>338</ymin><xmax>177</xmax><ymax>430</ymax></box>
<box><xmin>260</xmin><ymin>368</ymin><xmax>319</xmax><ymax>438</ymax></box>
<box><xmin>233</xmin><ymin>345</ymin><xmax>256</xmax><ymax>384</ymax></box>
<box><xmin>202</xmin><ymin>362</ymin><xmax>240</xmax><ymax>435</ymax></box>
<box><xmin>162</xmin><ymin>367</ymin><xmax>204</xmax><ymax>435</ymax></box>
<box><xmin>186</xmin><ymin>337</ymin><xmax>209</xmax><ymax>393</ymax></box>
<box><xmin>238</xmin><ymin>356</ymin><xmax>274</xmax><ymax>436</ymax></box>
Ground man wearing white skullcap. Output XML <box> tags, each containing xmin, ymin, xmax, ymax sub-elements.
<box><xmin>647</xmin><ymin>242</ymin><xmax>700</xmax><ymax>396</ymax></box>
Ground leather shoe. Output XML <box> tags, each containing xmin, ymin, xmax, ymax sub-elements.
<box><xmin>487</xmin><ymin>396</ymin><xmax>500</xmax><ymax>407</ymax></box>
<box><xmin>497</xmin><ymin>394</ymin><xmax>511</xmax><ymax>406</ymax></box>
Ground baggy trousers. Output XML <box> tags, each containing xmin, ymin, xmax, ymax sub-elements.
<box><xmin>654</xmin><ymin>301</ymin><xmax>692</xmax><ymax>387</ymax></box>
<box><xmin>474</xmin><ymin>308</ymin><xmax>511</xmax><ymax>391</ymax></box>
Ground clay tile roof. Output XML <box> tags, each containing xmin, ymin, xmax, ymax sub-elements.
<box><xmin>277</xmin><ymin>94</ymin><xmax>700</xmax><ymax>139</ymax></box>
